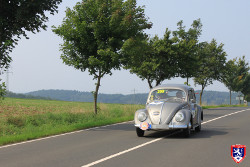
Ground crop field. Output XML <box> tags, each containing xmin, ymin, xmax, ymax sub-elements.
<box><xmin>0</xmin><ymin>98</ymin><xmax>246</xmax><ymax>146</ymax></box>
<box><xmin>0</xmin><ymin>98</ymin><xmax>144</xmax><ymax>146</ymax></box>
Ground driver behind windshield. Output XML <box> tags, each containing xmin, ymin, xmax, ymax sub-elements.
<box><xmin>176</xmin><ymin>91</ymin><xmax>183</xmax><ymax>99</ymax></box>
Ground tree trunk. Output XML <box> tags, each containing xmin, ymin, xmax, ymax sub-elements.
<box><xmin>156</xmin><ymin>80</ymin><xmax>160</xmax><ymax>87</ymax></box>
<box><xmin>199</xmin><ymin>91</ymin><xmax>202</xmax><ymax>106</ymax></box>
<box><xmin>229</xmin><ymin>89</ymin><xmax>231</xmax><ymax>105</ymax></box>
<box><xmin>199</xmin><ymin>85</ymin><xmax>205</xmax><ymax>106</ymax></box>
<box><xmin>94</xmin><ymin>76</ymin><xmax>101</xmax><ymax>114</ymax></box>
<box><xmin>186</xmin><ymin>78</ymin><xmax>189</xmax><ymax>85</ymax></box>
<box><xmin>147</xmin><ymin>79</ymin><xmax>153</xmax><ymax>89</ymax></box>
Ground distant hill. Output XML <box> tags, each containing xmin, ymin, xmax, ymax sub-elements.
<box><xmin>24</xmin><ymin>89</ymin><xmax>147</xmax><ymax>104</ymax></box>
<box><xmin>8</xmin><ymin>89</ymin><xmax>242</xmax><ymax>105</ymax></box>
<box><xmin>195</xmin><ymin>90</ymin><xmax>240</xmax><ymax>105</ymax></box>
<box><xmin>6</xmin><ymin>91</ymin><xmax>52</xmax><ymax>100</ymax></box>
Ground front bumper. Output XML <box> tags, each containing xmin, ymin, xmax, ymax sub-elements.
<box><xmin>135</xmin><ymin>122</ymin><xmax>191</xmax><ymax>130</ymax></box>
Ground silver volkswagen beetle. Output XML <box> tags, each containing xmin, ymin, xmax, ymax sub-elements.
<box><xmin>134</xmin><ymin>84</ymin><xmax>203</xmax><ymax>137</ymax></box>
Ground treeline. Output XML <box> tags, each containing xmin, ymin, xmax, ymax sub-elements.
<box><xmin>1</xmin><ymin>0</ymin><xmax>249</xmax><ymax>114</ymax></box>
<box><xmin>6</xmin><ymin>91</ymin><xmax>52</xmax><ymax>100</ymax></box>
<box><xmin>6</xmin><ymin>89</ymin><xmax>242</xmax><ymax>105</ymax></box>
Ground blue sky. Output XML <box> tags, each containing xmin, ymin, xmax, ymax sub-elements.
<box><xmin>4</xmin><ymin>0</ymin><xmax>250</xmax><ymax>94</ymax></box>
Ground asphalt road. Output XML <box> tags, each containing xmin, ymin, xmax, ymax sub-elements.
<box><xmin>0</xmin><ymin>107</ymin><xmax>250</xmax><ymax>167</ymax></box>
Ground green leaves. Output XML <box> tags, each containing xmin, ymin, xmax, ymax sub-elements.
<box><xmin>122</xmin><ymin>19</ymin><xmax>204</xmax><ymax>88</ymax></box>
<box><xmin>222</xmin><ymin>56</ymin><xmax>250</xmax><ymax>103</ymax></box>
<box><xmin>193</xmin><ymin>39</ymin><xmax>227</xmax><ymax>105</ymax></box>
<box><xmin>122</xmin><ymin>29</ymin><xmax>177</xmax><ymax>88</ymax></box>
<box><xmin>0</xmin><ymin>81</ymin><xmax>6</xmax><ymax>101</ymax></box>
<box><xmin>173</xmin><ymin>19</ymin><xmax>202</xmax><ymax>81</ymax></box>
<box><xmin>0</xmin><ymin>0</ymin><xmax>62</xmax><ymax>100</ymax></box>
<box><xmin>0</xmin><ymin>0</ymin><xmax>62</xmax><ymax>70</ymax></box>
<box><xmin>53</xmin><ymin>0</ymin><xmax>151</xmax><ymax>113</ymax></box>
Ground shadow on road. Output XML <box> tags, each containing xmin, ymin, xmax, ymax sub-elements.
<box><xmin>86</xmin><ymin>122</ymin><xmax>231</xmax><ymax>140</ymax></box>
<box><xmin>143</xmin><ymin>128</ymin><xmax>229</xmax><ymax>139</ymax></box>
<box><xmin>87</xmin><ymin>123</ymin><xmax>135</xmax><ymax>132</ymax></box>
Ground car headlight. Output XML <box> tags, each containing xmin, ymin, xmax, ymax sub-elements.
<box><xmin>138</xmin><ymin>112</ymin><xmax>147</xmax><ymax>122</ymax></box>
<box><xmin>175</xmin><ymin>112</ymin><xmax>185</xmax><ymax>122</ymax></box>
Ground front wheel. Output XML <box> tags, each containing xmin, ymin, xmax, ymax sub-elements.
<box><xmin>195</xmin><ymin>124</ymin><xmax>201</xmax><ymax>132</ymax></box>
<box><xmin>136</xmin><ymin>127</ymin><xmax>144</xmax><ymax>137</ymax></box>
<box><xmin>183</xmin><ymin>121</ymin><xmax>191</xmax><ymax>138</ymax></box>
<box><xmin>195</xmin><ymin>113</ymin><xmax>202</xmax><ymax>132</ymax></box>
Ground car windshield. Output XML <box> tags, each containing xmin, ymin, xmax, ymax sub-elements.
<box><xmin>149</xmin><ymin>89</ymin><xmax>186</xmax><ymax>103</ymax></box>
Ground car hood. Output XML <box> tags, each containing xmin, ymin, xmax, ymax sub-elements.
<box><xmin>146</xmin><ymin>101</ymin><xmax>188</xmax><ymax>125</ymax></box>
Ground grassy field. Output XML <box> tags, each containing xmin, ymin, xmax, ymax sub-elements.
<box><xmin>0</xmin><ymin>98</ymin><xmax>247</xmax><ymax>146</ymax></box>
<box><xmin>0</xmin><ymin>98</ymin><xmax>144</xmax><ymax>146</ymax></box>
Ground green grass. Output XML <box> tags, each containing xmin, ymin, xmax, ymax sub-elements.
<box><xmin>0</xmin><ymin>98</ymin><xmax>247</xmax><ymax>146</ymax></box>
<box><xmin>0</xmin><ymin>98</ymin><xmax>143</xmax><ymax>146</ymax></box>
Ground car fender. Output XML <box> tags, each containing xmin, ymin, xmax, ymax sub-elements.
<box><xmin>171</xmin><ymin>109</ymin><xmax>192</xmax><ymax>127</ymax></box>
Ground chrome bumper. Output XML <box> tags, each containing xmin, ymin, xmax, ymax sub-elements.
<box><xmin>135</xmin><ymin>123</ymin><xmax>191</xmax><ymax>130</ymax></box>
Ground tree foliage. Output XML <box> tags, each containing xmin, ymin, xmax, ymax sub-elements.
<box><xmin>122</xmin><ymin>28</ymin><xmax>176</xmax><ymax>89</ymax></box>
<box><xmin>52</xmin><ymin>0</ymin><xmax>151</xmax><ymax>114</ymax></box>
<box><xmin>194</xmin><ymin>39</ymin><xmax>227</xmax><ymax>105</ymax></box>
<box><xmin>0</xmin><ymin>0</ymin><xmax>62</xmax><ymax>70</ymax></box>
<box><xmin>173</xmin><ymin>19</ymin><xmax>203</xmax><ymax>85</ymax></box>
<box><xmin>222</xmin><ymin>58</ymin><xmax>238</xmax><ymax>104</ymax></box>
<box><xmin>222</xmin><ymin>56</ymin><xmax>250</xmax><ymax>103</ymax></box>
<box><xmin>241</xmin><ymin>72</ymin><xmax>250</xmax><ymax>101</ymax></box>
<box><xmin>122</xmin><ymin>19</ymin><xmax>204</xmax><ymax>89</ymax></box>
<box><xmin>233</xmin><ymin>56</ymin><xmax>250</xmax><ymax>92</ymax></box>
<box><xmin>233</xmin><ymin>56</ymin><xmax>250</xmax><ymax>102</ymax></box>
<box><xmin>0</xmin><ymin>81</ymin><xmax>6</xmax><ymax>101</ymax></box>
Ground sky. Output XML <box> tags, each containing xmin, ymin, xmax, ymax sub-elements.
<box><xmin>3</xmin><ymin>0</ymin><xmax>250</xmax><ymax>95</ymax></box>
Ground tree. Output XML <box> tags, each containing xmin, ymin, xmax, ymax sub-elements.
<box><xmin>172</xmin><ymin>19</ymin><xmax>203</xmax><ymax>85</ymax></box>
<box><xmin>241</xmin><ymin>72</ymin><xmax>250</xmax><ymax>101</ymax></box>
<box><xmin>0</xmin><ymin>0</ymin><xmax>62</xmax><ymax>70</ymax></box>
<box><xmin>194</xmin><ymin>39</ymin><xmax>227</xmax><ymax>105</ymax></box>
<box><xmin>0</xmin><ymin>0</ymin><xmax>62</xmax><ymax>100</ymax></box>
<box><xmin>122</xmin><ymin>28</ymin><xmax>177</xmax><ymax>89</ymax></box>
<box><xmin>223</xmin><ymin>56</ymin><xmax>250</xmax><ymax>104</ymax></box>
<box><xmin>222</xmin><ymin>59</ymin><xmax>238</xmax><ymax>104</ymax></box>
<box><xmin>233</xmin><ymin>56</ymin><xmax>250</xmax><ymax>103</ymax></box>
<box><xmin>52</xmin><ymin>0</ymin><xmax>152</xmax><ymax>114</ymax></box>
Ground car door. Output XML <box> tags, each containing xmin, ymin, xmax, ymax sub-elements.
<box><xmin>189</xmin><ymin>89</ymin><xmax>198</xmax><ymax>125</ymax></box>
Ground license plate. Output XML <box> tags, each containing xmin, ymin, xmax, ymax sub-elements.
<box><xmin>140</xmin><ymin>122</ymin><xmax>151</xmax><ymax>130</ymax></box>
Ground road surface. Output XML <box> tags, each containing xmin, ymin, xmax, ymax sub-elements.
<box><xmin>0</xmin><ymin>107</ymin><xmax>249</xmax><ymax>167</ymax></box>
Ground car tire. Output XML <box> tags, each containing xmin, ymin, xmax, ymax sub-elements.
<box><xmin>183</xmin><ymin>121</ymin><xmax>191</xmax><ymax>138</ymax></box>
<box><xmin>195</xmin><ymin>113</ymin><xmax>202</xmax><ymax>132</ymax></box>
<box><xmin>195</xmin><ymin>124</ymin><xmax>201</xmax><ymax>132</ymax></box>
<box><xmin>136</xmin><ymin>127</ymin><xmax>144</xmax><ymax>137</ymax></box>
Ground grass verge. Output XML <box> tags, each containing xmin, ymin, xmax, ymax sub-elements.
<box><xmin>0</xmin><ymin>98</ymin><xmax>143</xmax><ymax>146</ymax></box>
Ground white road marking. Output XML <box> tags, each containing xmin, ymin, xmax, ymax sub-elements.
<box><xmin>81</xmin><ymin>131</ymin><xmax>180</xmax><ymax>167</ymax></box>
<box><xmin>0</xmin><ymin>121</ymin><xmax>133</xmax><ymax>149</ymax></box>
<box><xmin>81</xmin><ymin>108</ymin><xmax>250</xmax><ymax>167</ymax></box>
<box><xmin>201</xmin><ymin>109</ymin><xmax>247</xmax><ymax>125</ymax></box>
